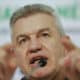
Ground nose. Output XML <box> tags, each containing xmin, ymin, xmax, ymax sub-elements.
<box><xmin>28</xmin><ymin>37</ymin><xmax>42</xmax><ymax>54</ymax></box>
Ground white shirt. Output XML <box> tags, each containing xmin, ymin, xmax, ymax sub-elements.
<box><xmin>12</xmin><ymin>67</ymin><xmax>24</xmax><ymax>80</ymax></box>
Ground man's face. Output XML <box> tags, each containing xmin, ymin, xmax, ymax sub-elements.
<box><xmin>12</xmin><ymin>13</ymin><xmax>65</xmax><ymax>79</ymax></box>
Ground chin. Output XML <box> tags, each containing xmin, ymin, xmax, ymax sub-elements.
<box><xmin>31</xmin><ymin>64</ymin><xmax>57</xmax><ymax>79</ymax></box>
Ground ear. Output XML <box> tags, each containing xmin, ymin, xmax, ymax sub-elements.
<box><xmin>61</xmin><ymin>36</ymin><xmax>76</xmax><ymax>52</ymax></box>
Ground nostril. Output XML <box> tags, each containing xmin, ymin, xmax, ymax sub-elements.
<box><xmin>30</xmin><ymin>48</ymin><xmax>41</xmax><ymax>53</ymax></box>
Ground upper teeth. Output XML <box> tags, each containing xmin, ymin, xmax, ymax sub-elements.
<box><xmin>30</xmin><ymin>58</ymin><xmax>41</xmax><ymax>64</ymax></box>
<box><xmin>30</xmin><ymin>57</ymin><xmax>47</xmax><ymax>65</ymax></box>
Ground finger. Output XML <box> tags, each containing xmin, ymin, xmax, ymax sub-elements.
<box><xmin>60</xmin><ymin>55</ymin><xmax>80</xmax><ymax>80</ymax></box>
<box><xmin>60</xmin><ymin>56</ymin><xmax>79</xmax><ymax>80</ymax></box>
<box><xmin>61</xmin><ymin>36</ymin><xmax>76</xmax><ymax>51</ymax></box>
<box><xmin>59</xmin><ymin>56</ymin><xmax>71</xmax><ymax>67</ymax></box>
<box><xmin>2</xmin><ymin>43</ymin><xmax>15</xmax><ymax>55</ymax></box>
<box><xmin>75</xmin><ymin>57</ymin><xmax>80</xmax><ymax>72</ymax></box>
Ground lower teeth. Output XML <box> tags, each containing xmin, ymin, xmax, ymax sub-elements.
<box><xmin>38</xmin><ymin>58</ymin><xmax>47</xmax><ymax>67</ymax></box>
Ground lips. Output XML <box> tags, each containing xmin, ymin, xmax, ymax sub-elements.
<box><xmin>30</xmin><ymin>55</ymin><xmax>48</xmax><ymax>67</ymax></box>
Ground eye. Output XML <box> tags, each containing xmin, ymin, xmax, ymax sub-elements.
<box><xmin>18</xmin><ymin>37</ymin><xmax>30</xmax><ymax>45</ymax></box>
<box><xmin>41</xmin><ymin>32</ymin><xmax>50</xmax><ymax>37</ymax></box>
<box><xmin>19</xmin><ymin>38</ymin><xmax>26</xmax><ymax>45</ymax></box>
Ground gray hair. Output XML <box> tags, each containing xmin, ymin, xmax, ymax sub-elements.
<box><xmin>10</xmin><ymin>4</ymin><xmax>65</xmax><ymax>37</ymax></box>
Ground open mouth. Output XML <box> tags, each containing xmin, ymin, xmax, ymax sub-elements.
<box><xmin>30</xmin><ymin>56</ymin><xmax>48</xmax><ymax>67</ymax></box>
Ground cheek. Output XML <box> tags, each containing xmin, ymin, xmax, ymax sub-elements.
<box><xmin>41</xmin><ymin>38</ymin><xmax>64</xmax><ymax>59</ymax></box>
<box><xmin>15</xmin><ymin>47</ymin><xmax>28</xmax><ymax>65</ymax></box>
<box><xmin>53</xmin><ymin>44</ymin><xmax>65</xmax><ymax>62</ymax></box>
<box><xmin>15</xmin><ymin>48</ymin><xmax>30</xmax><ymax>72</ymax></box>
<box><xmin>15</xmin><ymin>46</ymin><xmax>28</xmax><ymax>58</ymax></box>
<box><xmin>41</xmin><ymin>37</ymin><xmax>56</xmax><ymax>47</ymax></box>
<box><xmin>41</xmin><ymin>38</ymin><xmax>59</xmax><ymax>60</ymax></box>
<box><xmin>41</xmin><ymin>38</ymin><xmax>58</xmax><ymax>53</ymax></box>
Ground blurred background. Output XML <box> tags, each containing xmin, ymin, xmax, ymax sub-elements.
<box><xmin>0</xmin><ymin>0</ymin><xmax>80</xmax><ymax>47</ymax></box>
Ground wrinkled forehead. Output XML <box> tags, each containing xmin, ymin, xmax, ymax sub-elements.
<box><xmin>12</xmin><ymin>12</ymin><xmax>58</xmax><ymax>37</ymax></box>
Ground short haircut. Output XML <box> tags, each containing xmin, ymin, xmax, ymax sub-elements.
<box><xmin>10</xmin><ymin>4</ymin><xmax>65</xmax><ymax>37</ymax></box>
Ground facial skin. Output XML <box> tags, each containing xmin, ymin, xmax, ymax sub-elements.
<box><xmin>12</xmin><ymin>13</ymin><xmax>66</xmax><ymax>80</ymax></box>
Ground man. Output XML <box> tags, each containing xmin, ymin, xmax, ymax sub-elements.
<box><xmin>0</xmin><ymin>44</ymin><xmax>16</xmax><ymax>80</ymax></box>
<box><xmin>10</xmin><ymin>4</ymin><xmax>80</xmax><ymax>80</ymax></box>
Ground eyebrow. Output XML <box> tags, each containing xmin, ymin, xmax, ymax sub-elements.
<box><xmin>38</xmin><ymin>28</ymin><xmax>51</xmax><ymax>33</ymax></box>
